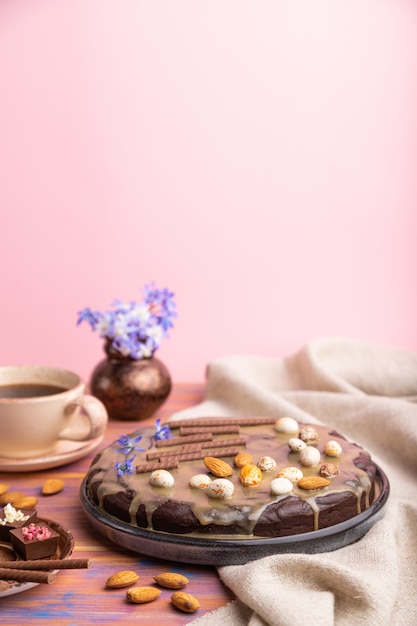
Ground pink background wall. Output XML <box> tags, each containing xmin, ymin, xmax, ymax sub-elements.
<box><xmin>1</xmin><ymin>0</ymin><xmax>416</xmax><ymax>385</ymax></box>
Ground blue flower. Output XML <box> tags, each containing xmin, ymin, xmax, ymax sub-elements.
<box><xmin>77</xmin><ymin>283</ymin><xmax>177</xmax><ymax>360</ymax></box>
<box><xmin>154</xmin><ymin>418</ymin><xmax>171</xmax><ymax>441</ymax></box>
<box><xmin>114</xmin><ymin>455</ymin><xmax>136</xmax><ymax>477</ymax></box>
<box><xmin>117</xmin><ymin>434</ymin><xmax>145</xmax><ymax>455</ymax></box>
<box><xmin>76</xmin><ymin>307</ymin><xmax>101</xmax><ymax>328</ymax></box>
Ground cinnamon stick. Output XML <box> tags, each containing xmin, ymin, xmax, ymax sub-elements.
<box><xmin>0</xmin><ymin>568</ymin><xmax>56</xmax><ymax>584</ymax></box>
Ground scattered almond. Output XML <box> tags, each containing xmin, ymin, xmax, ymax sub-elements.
<box><xmin>297</xmin><ymin>476</ymin><xmax>331</xmax><ymax>490</ymax></box>
<box><xmin>153</xmin><ymin>572</ymin><xmax>189</xmax><ymax>589</ymax></box>
<box><xmin>42</xmin><ymin>478</ymin><xmax>65</xmax><ymax>496</ymax></box>
<box><xmin>126</xmin><ymin>586</ymin><xmax>161</xmax><ymax>604</ymax></box>
<box><xmin>233</xmin><ymin>452</ymin><xmax>253</xmax><ymax>468</ymax></box>
<box><xmin>0</xmin><ymin>491</ymin><xmax>25</xmax><ymax>506</ymax></box>
<box><xmin>105</xmin><ymin>570</ymin><xmax>139</xmax><ymax>588</ymax></box>
<box><xmin>171</xmin><ymin>591</ymin><xmax>200</xmax><ymax>613</ymax></box>
<box><xmin>0</xmin><ymin>483</ymin><xmax>10</xmax><ymax>496</ymax></box>
<box><xmin>203</xmin><ymin>457</ymin><xmax>233</xmax><ymax>478</ymax></box>
<box><xmin>12</xmin><ymin>495</ymin><xmax>38</xmax><ymax>509</ymax></box>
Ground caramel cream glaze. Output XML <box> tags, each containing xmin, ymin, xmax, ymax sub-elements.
<box><xmin>86</xmin><ymin>417</ymin><xmax>377</xmax><ymax>539</ymax></box>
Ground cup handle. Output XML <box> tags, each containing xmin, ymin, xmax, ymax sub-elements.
<box><xmin>60</xmin><ymin>394</ymin><xmax>108</xmax><ymax>441</ymax></box>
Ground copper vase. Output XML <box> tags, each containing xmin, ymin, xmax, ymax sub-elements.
<box><xmin>90</xmin><ymin>343</ymin><xmax>172</xmax><ymax>421</ymax></box>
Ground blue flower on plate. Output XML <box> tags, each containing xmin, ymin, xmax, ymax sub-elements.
<box><xmin>114</xmin><ymin>455</ymin><xmax>136</xmax><ymax>477</ymax></box>
<box><xmin>154</xmin><ymin>418</ymin><xmax>171</xmax><ymax>441</ymax></box>
<box><xmin>117</xmin><ymin>434</ymin><xmax>145</xmax><ymax>455</ymax></box>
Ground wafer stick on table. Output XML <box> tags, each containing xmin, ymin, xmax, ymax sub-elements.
<box><xmin>0</xmin><ymin>558</ymin><xmax>92</xmax><ymax>571</ymax></box>
<box><xmin>0</xmin><ymin>568</ymin><xmax>56</xmax><ymax>584</ymax></box>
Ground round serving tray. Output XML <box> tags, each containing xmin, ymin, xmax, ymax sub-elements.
<box><xmin>80</xmin><ymin>465</ymin><xmax>389</xmax><ymax>566</ymax></box>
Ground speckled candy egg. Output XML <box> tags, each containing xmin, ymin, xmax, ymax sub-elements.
<box><xmin>299</xmin><ymin>446</ymin><xmax>321</xmax><ymax>467</ymax></box>
<box><xmin>189</xmin><ymin>474</ymin><xmax>212</xmax><ymax>489</ymax></box>
<box><xmin>299</xmin><ymin>426</ymin><xmax>319</xmax><ymax>444</ymax></box>
<box><xmin>207</xmin><ymin>478</ymin><xmax>234</xmax><ymax>499</ymax></box>
<box><xmin>257</xmin><ymin>456</ymin><xmax>277</xmax><ymax>472</ymax></box>
<box><xmin>149</xmin><ymin>469</ymin><xmax>175</xmax><ymax>488</ymax></box>
<box><xmin>323</xmin><ymin>440</ymin><xmax>343</xmax><ymax>457</ymax></box>
<box><xmin>274</xmin><ymin>417</ymin><xmax>299</xmax><ymax>434</ymax></box>
<box><xmin>270</xmin><ymin>477</ymin><xmax>294</xmax><ymax>496</ymax></box>
<box><xmin>278</xmin><ymin>466</ymin><xmax>304</xmax><ymax>482</ymax></box>
<box><xmin>288</xmin><ymin>437</ymin><xmax>307</xmax><ymax>452</ymax></box>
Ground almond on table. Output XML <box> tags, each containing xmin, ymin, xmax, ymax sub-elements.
<box><xmin>41</xmin><ymin>479</ymin><xmax>65</xmax><ymax>495</ymax></box>
<box><xmin>0</xmin><ymin>484</ymin><xmax>10</xmax><ymax>497</ymax></box>
<box><xmin>171</xmin><ymin>591</ymin><xmax>200</xmax><ymax>613</ymax></box>
<box><xmin>153</xmin><ymin>572</ymin><xmax>189</xmax><ymax>589</ymax></box>
<box><xmin>0</xmin><ymin>491</ymin><xmax>26</xmax><ymax>506</ymax></box>
<box><xmin>126</xmin><ymin>587</ymin><xmax>161</xmax><ymax>604</ymax></box>
<box><xmin>105</xmin><ymin>570</ymin><xmax>139</xmax><ymax>588</ymax></box>
<box><xmin>11</xmin><ymin>495</ymin><xmax>38</xmax><ymax>509</ymax></box>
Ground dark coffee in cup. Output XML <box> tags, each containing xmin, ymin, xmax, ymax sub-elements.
<box><xmin>0</xmin><ymin>383</ymin><xmax>67</xmax><ymax>398</ymax></box>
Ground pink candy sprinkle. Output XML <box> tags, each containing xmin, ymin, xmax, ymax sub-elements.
<box><xmin>21</xmin><ymin>523</ymin><xmax>52</xmax><ymax>541</ymax></box>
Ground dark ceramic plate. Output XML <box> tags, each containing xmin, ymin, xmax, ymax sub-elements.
<box><xmin>80</xmin><ymin>465</ymin><xmax>389</xmax><ymax>566</ymax></box>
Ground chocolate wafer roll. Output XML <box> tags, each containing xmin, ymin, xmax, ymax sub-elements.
<box><xmin>201</xmin><ymin>436</ymin><xmax>247</xmax><ymax>449</ymax></box>
<box><xmin>167</xmin><ymin>447</ymin><xmax>240</xmax><ymax>463</ymax></box>
<box><xmin>1</xmin><ymin>559</ymin><xmax>92</xmax><ymax>571</ymax></box>
<box><xmin>171</xmin><ymin>417</ymin><xmax>278</xmax><ymax>428</ymax></box>
<box><xmin>156</xmin><ymin>433</ymin><xmax>213</xmax><ymax>448</ymax></box>
<box><xmin>179</xmin><ymin>425</ymin><xmax>240</xmax><ymax>435</ymax></box>
<box><xmin>0</xmin><ymin>568</ymin><xmax>56</xmax><ymax>584</ymax></box>
<box><xmin>135</xmin><ymin>459</ymin><xmax>179</xmax><ymax>474</ymax></box>
<box><xmin>147</xmin><ymin>444</ymin><xmax>202</xmax><ymax>461</ymax></box>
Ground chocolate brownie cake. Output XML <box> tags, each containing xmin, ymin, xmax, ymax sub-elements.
<box><xmin>84</xmin><ymin>416</ymin><xmax>378</xmax><ymax>539</ymax></box>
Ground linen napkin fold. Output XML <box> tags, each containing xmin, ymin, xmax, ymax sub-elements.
<box><xmin>169</xmin><ymin>338</ymin><xmax>417</xmax><ymax>626</ymax></box>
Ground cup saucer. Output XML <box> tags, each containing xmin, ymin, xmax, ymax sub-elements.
<box><xmin>0</xmin><ymin>434</ymin><xmax>104</xmax><ymax>473</ymax></box>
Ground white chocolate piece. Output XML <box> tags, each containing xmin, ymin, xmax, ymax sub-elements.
<box><xmin>189</xmin><ymin>474</ymin><xmax>212</xmax><ymax>489</ymax></box>
<box><xmin>257</xmin><ymin>456</ymin><xmax>277</xmax><ymax>472</ymax></box>
<box><xmin>270</xmin><ymin>477</ymin><xmax>294</xmax><ymax>496</ymax></box>
<box><xmin>207</xmin><ymin>478</ymin><xmax>234</xmax><ymax>499</ymax></box>
<box><xmin>323</xmin><ymin>440</ymin><xmax>343</xmax><ymax>457</ymax></box>
<box><xmin>278</xmin><ymin>466</ymin><xmax>304</xmax><ymax>482</ymax></box>
<box><xmin>274</xmin><ymin>417</ymin><xmax>299</xmax><ymax>433</ymax></box>
<box><xmin>150</xmin><ymin>469</ymin><xmax>175</xmax><ymax>488</ymax></box>
<box><xmin>299</xmin><ymin>426</ymin><xmax>319</xmax><ymax>444</ymax></box>
<box><xmin>299</xmin><ymin>446</ymin><xmax>321</xmax><ymax>467</ymax></box>
<box><xmin>0</xmin><ymin>503</ymin><xmax>30</xmax><ymax>525</ymax></box>
<box><xmin>288</xmin><ymin>437</ymin><xmax>307</xmax><ymax>452</ymax></box>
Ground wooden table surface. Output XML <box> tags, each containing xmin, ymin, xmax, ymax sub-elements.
<box><xmin>0</xmin><ymin>384</ymin><xmax>236</xmax><ymax>625</ymax></box>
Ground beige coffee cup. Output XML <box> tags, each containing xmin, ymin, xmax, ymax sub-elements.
<box><xmin>0</xmin><ymin>365</ymin><xmax>108</xmax><ymax>459</ymax></box>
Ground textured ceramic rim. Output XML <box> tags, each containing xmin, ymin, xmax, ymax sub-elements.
<box><xmin>79</xmin><ymin>464</ymin><xmax>390</xmax><ymax>565</ymax></box>
<box><xmin>0</xmin><ymin>517</ymin><xmax>74</xmax><ymax>597</ymax></box>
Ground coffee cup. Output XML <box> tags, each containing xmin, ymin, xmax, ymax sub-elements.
<box><xmin>0</xmin><ymin>365</ymin><xmax>108</xmax><ymax>459</ymax></box>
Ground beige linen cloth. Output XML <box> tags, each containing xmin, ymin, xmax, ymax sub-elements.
<box><xmin>169</xmin><ymin>338</ymin><xmax>417</xmax><ymax>626</ymax></box>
